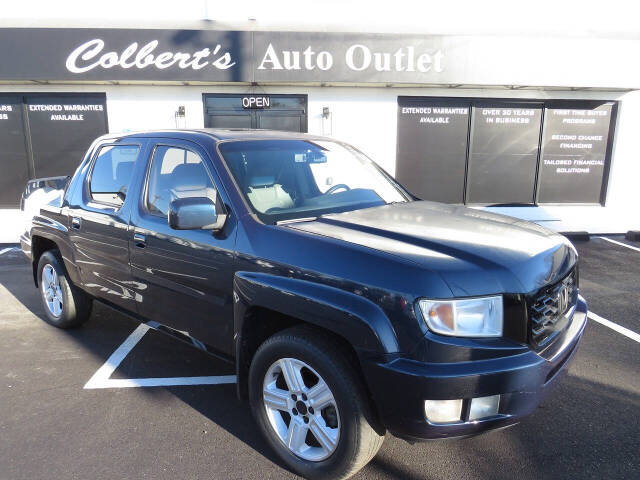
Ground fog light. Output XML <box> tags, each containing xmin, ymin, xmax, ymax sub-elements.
<box><xmin>469</xmin><ymin>395</ymin><xmax>500</xmax><ymax>421</ymax></box>
<box><xmin>424</xmin><ymin>399</ymin><xmax>463</xmax><ymax>424</ymax></box>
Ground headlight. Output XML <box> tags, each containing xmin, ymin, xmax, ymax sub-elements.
<box><xmin>418</xmin><ymin>296</ymin><xmax>503</xmax><ymax>337</ymax></box>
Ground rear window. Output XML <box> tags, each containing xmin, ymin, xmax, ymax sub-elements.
<box><xmin>89</xmin><ymin>145</ymin><xmax>140</xmax><ymax>206</ymax></box>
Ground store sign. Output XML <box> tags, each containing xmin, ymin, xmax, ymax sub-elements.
<box><xmin>241</xmin><ymin>96</ymin><xmax>271</xmax><ymax>109</ymax></box>
<box><xmin>256</xmin><ymin>43</ymin><xmax>442</xmax><ymax>74</ymax></box>
<box><xmin>65</xmin><ymin>39</ymin><xmax>236</xmax><ymax>73</ymax></box>
<box><xmin>0</xmin><ymin>28</ymin><xmax>446</xmax><ymax>84</ymax></box>
<box><xmin>1</xmin><ymin>28</ymin><xmax>638</xmax><ymax>88</ymax></box>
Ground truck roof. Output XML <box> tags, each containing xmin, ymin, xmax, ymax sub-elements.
<box><xmin>96</xmin><ymin>128</ymin><xmax>333</xmax><ymax>143</ymax></box>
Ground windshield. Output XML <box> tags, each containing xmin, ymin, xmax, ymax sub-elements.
<box><xmin>218</xmin><ymin>139</ymin><xmax>410</xmax><ymax>224</ymax></box>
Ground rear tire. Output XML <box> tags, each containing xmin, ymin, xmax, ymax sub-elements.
<box><xmin>37</xmin><ymin>250</ymin><xmax>92</xmax><ymax>328</ymax></box>
<box><xmin>249</xmin><ymin>326</ymin><xmax>384</xmax><ymax>480</ymax></box>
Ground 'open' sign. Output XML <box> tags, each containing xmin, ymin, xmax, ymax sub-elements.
<box><xmin>242</xmin><ymin>96</ymin><xmax>271</xmax><ymax>109</ymax></box>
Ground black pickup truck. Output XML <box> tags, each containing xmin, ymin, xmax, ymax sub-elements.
<box><xmin>21</xmin><ymin>129</ymin><xmax>587</xmax><ymax>479</ymax></box>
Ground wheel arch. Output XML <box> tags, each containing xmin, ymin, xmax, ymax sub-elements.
<box><xmin>233</xmin><ymin>271</ymin><xmax>399</xmax><ymax>402</ymax></box>
<box><xmin>30</xmin><ymin>230</ymin><xmax>81</xmax><ymax>288</ymax></box>
<box><xmin>31</xmin><ymin>235</ymin><xmax>61</xmax><ymax>287</ymax></box>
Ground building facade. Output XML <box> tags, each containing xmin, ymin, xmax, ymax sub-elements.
<box><xmin>1</xmin><ymin>1</ymin><xmax>639</xmax><ymax>242</ymax></box>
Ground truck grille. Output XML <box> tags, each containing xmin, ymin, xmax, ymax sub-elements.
<box><xmin>528</xmin><ymin>268</ymin><xmax>578</xmax><ymax>349</ymax></box>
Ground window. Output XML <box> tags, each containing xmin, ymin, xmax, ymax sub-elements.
<box><xmin>396</xmin><ymin>97</ymin><xmax>617</xmax><ymax>206</ymax></box>
<box><xmin>219</xmin><ymin>140</ymin><xmax>408</xmax><ymax>224</ymax></box>
<box><xmin>90</xmin><ymin>145</ymin><xmax>140</xmax><ymax>206</ymax></box>
<box><xmin>146</xmin><ymin>146</ymin><xmax>217</xmax><ymax>217</ymax></box>
<box><xmin>0</xmin><ymin>93</ymin><xmax>107</xmax><ymax>208</ymax></box>
<box><xmin>466</xmin><ymin>103</ymin><xmax>542</xmax><ymax>204</ymax></box>
<box><xmin>537</xmin><ymin>103</ymin><xmax>614</xmax><ymax>204</ymax></box>
<box><xmin>27</xmin><ymin>94</ymin><xmax>108</xmax><ymax>179</ymax></box>
<box><xmin>396</xmin><ymin>98</ymin><xmax>469</xmax><ymax>204</ymax></box>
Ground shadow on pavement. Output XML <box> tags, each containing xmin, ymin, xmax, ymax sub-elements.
<box><xmin>0</xmin><ymin>253</ymin><xmax>291</xmax><ymax>474</ymax></box>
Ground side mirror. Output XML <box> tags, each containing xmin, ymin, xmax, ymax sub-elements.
<box><xmin>168</xmin><ymin>197</ymin><xmax>227</xmax><ymax>231</ymax></box>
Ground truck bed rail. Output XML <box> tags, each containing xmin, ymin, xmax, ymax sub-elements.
<box><xmin>20</xmin><ymin>176</ymin><xmax>70</xmax><ymax>210</ymax></box>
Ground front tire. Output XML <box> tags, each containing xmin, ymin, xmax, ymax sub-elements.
<box><xmin>37</xmin><ymin>250</ymin><xmax>92</xmax><ymax>328</ymax></box>
<box><xmin>249</xmin><ymin>326</ymin><xmax>384</xmax><ymax>480</ymax></box>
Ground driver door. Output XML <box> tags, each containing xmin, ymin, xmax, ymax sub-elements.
<box><xmin>129</xmin><ymin>139</ymin><xmax>237</xmax><ymax>356</ymax></box>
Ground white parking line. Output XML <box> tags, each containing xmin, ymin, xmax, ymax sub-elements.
<box><xmin>588</xmin><ymin>312</ymin><xmax>640</xmax><ymax>343</ymax></box>
<box><xmin>0</xmin><ymin>247</ymin><xmax>18</xmax><ymax>256</ymax></box>
<box><xmin>85</xmin><ymin>312</ymin><xmax>640</xmax><ymax>388</ymax></box>
<box><xmin>597</xmin><ymin>236</ymin><xmax>640</xmax><ymax>253</ymax></box>
<box><xmin>84</xmin><ymin>324</ymin><xmax>237</xmax><ymax>389</ymax></box>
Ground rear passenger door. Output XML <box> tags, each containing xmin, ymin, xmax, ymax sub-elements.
<box><xmin>67</xmin><ymin>141</ymin><xmax>146</xmax><ymax>311</ymax></box>
<box><xmin>129</xmin><ymin>139</ymin><xmax>237</xmax><ymax>356</ymax></box>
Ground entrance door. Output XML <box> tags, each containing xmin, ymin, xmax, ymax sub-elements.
<box><xmin>203</xmin><ymin>94</ymin><xmax>307</xmax><ymax>132</ymax></box>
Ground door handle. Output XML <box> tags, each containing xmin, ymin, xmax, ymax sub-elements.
<box><xmin>71</xmin><ymin>217</ymin><xmax>81</xmax><ymax>230</ymax></box>
<box><xmin>133</xmin><ymin>233</ymin><xmax>146</xmax><ymax>248</ymax></box>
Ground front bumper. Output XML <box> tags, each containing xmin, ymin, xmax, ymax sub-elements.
<box><xmin>362</xmin><ymin>296</ymin><xmax>588</xmax><ymax>441</ymax></box>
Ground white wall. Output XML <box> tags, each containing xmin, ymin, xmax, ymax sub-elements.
<box><xmin>3</xmin><ymin>0</ymin><xmax>639</xmax><ymax>38</ymax></box>
<box><xmin>1</xmin><ymin>82</ymin><xmax>638</xmax><ymax>243</ymax></box>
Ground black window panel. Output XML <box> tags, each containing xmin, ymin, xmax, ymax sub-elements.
<box><xmin>205</xmin><ymin>96</ymin><xmax>245</xmax><ymax>111</ymax></box>
<box><xmin>26</xmin><ymin>94</ymin><xmax>108</xmax><ymax>178</ymax></box>
<box><xmin>537</xmin><ymin>102</ymin><xmax>614</xmax><ymax>204</ymax></box>
<box><xmin>266</xmin><ymin>96</ymin><xmax>306</xmax><ymax>110</ymax></box>
<box><xmin>208</xmin><ymin>114</ymin><xmax>252</xmax><ymax>129</ymax></box>
<box><xmin>256</xmin><ymin>112</ymin><xmax>305</xmax><ymax>132</ymax></box>
<box><xmin>203</xmin><ymin>94</ymin><xmax>307</xmax><ymax>132</ymax></box>
<box><xmin>90</xmin><ymin>145</ymin><xmax>140</xmax><ymax>206</ymax></box>
<box><xmin>0</xmin><ymin>95</ymin><xmax>29</xmax><ymax>207</ymax></box>
<box><xmin>395</xmin><ymin>97</ymin><xmax>469</xmax><ymax>203</ymax></box>
<box><xmin>466</xmin><ymin>103</ymin><xmax>542</xmax><ymax>204</ymax></box>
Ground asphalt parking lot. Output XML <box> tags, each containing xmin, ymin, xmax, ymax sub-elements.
<box><xmin>1</xmin><ymin>236</ymin><xmax>638</xmax><ymax>480</ymax></box>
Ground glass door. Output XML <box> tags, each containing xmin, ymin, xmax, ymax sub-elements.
<box><xmin>203</xmin><ymin>94</ymin><xmax>307</xmax><ymax>132</ymax></box>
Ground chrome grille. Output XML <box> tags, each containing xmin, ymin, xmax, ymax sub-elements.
<box><xmin>528</xmin><ymin>269</ymin><xmax>578</xmax><ymax>348</ymax></box>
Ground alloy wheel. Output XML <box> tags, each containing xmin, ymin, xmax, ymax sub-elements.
<box><xmin>41</xmin><ymin>264</ymin><xmax>63</xmax><ymax>317</ymax></box>
<box><xmin>263</xmin><ymin>358</ymin><xmax>340</xmax><ymax>461</ymax></box>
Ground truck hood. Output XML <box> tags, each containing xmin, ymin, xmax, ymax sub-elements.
<box><xmin>285</xmin><ymin>201</ymin><xmax>577</xmax><ymax>296</ymax></box>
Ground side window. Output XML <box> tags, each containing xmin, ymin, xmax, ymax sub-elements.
<box><xmin>147</xmin><ymin>145</ymin><xmax>217</xmax><ymax>217</ymax></box>
<box><xmin>90</xmin><ymin>145</ymin><xmax>140</xmax><ymax>206</ymax></box>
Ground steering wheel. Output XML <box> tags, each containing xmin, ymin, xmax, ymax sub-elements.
<box><xmin>325</xmin><ymin>184</ymin><xmax>351</xmax><ymax>195</ymax></box>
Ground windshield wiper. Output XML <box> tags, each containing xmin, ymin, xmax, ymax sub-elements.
<box><xmin>276</xmin><ymin>216</ymin><xmax>318</xmax><ymax>225</ymax></box>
